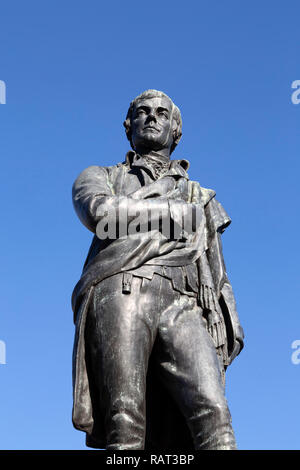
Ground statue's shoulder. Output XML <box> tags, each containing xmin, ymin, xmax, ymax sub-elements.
<box><xmin>105</xmin><ymin>161</ymin><xmax>129</xmax><ymax>172</ymax></box>
<box><xmin>189</xmin><ymin>181</ymin><xmax>216</xmax><ymax>206</ymax></box>
<box><xmin>190</xmin><ymin>182</ymin><xmax>231</xmax><ymax>232</ymax></box>
<box><xmin>201</xmin><ymin>186</ymin><xmax>231</xmax><ymax>233</ymax></box>
<box><xmin>78</xmin><ymin>161</ymin><xmax>125</xmax><ymax>177</ymax></box>
<box><xmin>199</xmin><ymin>185</ymin><xmax>216</xmax><ymax>206</ymax></box>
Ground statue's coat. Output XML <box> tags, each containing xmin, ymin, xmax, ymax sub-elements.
<box><xmin>71</xmin><ymin>157</ymin><xmax>244</xmax><ymax>449</ymax></box>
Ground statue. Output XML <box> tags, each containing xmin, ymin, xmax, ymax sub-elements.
<box><xmin>71</xmin><ymin>90</ymin><xmax>244</xmax><ymax>450</ymax></box>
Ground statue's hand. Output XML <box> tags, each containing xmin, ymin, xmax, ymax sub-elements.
<box><xmin>129</xmin><ymin>177</ymin><xmax>176</xmax><ymax>200</ymax></box>
<box><xmin>205</xmin><ymin>309</ymin><xmax>226</xmax><ymax>350</ymax></box>
<box><xmin>166</xmin><ymin>178</ymin><xmax>190</xmax><ymax>202</ymax></box>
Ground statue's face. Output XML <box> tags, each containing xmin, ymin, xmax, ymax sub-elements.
<box><xmin>130</xmin><ymin>96</ymin><xmax>175</xmax><ymax>154</ymax></box>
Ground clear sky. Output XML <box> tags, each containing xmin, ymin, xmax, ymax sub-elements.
<box><xmin>0</xmin><ymin>0</ymin><xmax>299</xmax><ymax>450</ymax></box>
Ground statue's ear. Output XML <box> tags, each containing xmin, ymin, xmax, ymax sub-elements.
<box><xmin>172</xmin><ymin>118</ymin><xmax>178</xmax><ymax>134</ymax></box>
<box><xmin>170</xmin><ymin>117</ymin><xmax>182</xmax><ymax>154</ymax></box>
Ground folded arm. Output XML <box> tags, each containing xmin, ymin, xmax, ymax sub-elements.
<box><xmin>72</xmin><ymin>165</ymin><xmax>200</xmax><ymax>234</ymax></box>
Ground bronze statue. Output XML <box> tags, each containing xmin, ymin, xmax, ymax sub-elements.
<box><xmin>71</xmin><ymin>90</ymin><xmax>244</xmax><ymax>450</ymax></box>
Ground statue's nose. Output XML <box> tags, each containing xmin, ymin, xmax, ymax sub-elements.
<box><xmin>146</xmin><ymin>112</ymin><xmax>156</xmax><ymax>123</ymax></box>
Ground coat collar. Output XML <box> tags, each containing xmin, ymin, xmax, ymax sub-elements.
<box><xmin>125</xmin><ymin>150</ymin><xmax>190</xmax><ymax>180</ymax></box>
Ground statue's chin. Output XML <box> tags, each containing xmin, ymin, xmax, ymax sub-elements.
<box><xmin>138</xmin><ymin>136</ymin><xmax>164</xmax><ymax>152</ymax></box>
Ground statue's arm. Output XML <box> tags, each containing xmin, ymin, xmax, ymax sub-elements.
<box><xmin>72</xmin><ymin>165</ymin><xmax>115</xmax><ymax>232</ymax></box>
<box><xmin>202</xmin><ymin>195</ymin><xmax>244</xmax><ymax>366</ymax></box>
<box><xmin>215</xmin><ymin>232</ymin><xmax>245</xmax><ymax>365</ymax></box>
<box><xmin>72</xmin><ymin>166</ymin><xmax>196</xmax><ymax>234</ymax></box>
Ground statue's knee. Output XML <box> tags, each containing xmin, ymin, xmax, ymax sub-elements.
<box><xmin>210</xmin><ymin>401</ymin><xmax>232</xmax><ymax>424</ymax></box>
<box><xmin>190</xmin><ymin>397</ymin><xmax>231</xmax><ymax>425</ymax></box>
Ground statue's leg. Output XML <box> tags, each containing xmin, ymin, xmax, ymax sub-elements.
<box><xmin>84</xmin><ymin>272</ymin><xmax>162</xmax><ymax>450</ymax></box>
<box><xmin>155</xmin><ymin>277</ymin><xmax>237</xmax><ymax>450</ymax></box>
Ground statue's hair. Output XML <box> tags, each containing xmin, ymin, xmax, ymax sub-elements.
<box><xmin>123</xmin><ymin>89</ymin><xmax>182</xmax><ymax>154</ymax></box>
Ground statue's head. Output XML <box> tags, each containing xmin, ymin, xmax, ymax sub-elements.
<box><xmin>123</xmin><ymin>90</ymin><xmax>182</xmax><ymax>156</ymax></box>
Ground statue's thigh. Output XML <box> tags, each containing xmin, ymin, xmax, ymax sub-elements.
<box><xmin>155</xmin><ymin>293</ymin><xmax>226</xmax><ymax>413</ymax></box>
<box><xmin>85</xmin><ymin>273</ymin><xmax>161</xmax><ymax>388</ymax></box>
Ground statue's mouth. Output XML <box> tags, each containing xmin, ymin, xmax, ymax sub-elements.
<box><xmin>144</xmin><ymin>126</ymin><xmax>160</xmax><ymax>132</ymax></box>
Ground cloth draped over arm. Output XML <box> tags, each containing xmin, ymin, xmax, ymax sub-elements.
<box><xmin>197</xmin><ymin>188</ymin><xmax>244</xmax><ymax>366</ymax></box>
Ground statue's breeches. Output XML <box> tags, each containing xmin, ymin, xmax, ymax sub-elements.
<box><xmin>84</xmin><ymin>272</ymin><xmax>237</xmax><ymax>450</ymax></box>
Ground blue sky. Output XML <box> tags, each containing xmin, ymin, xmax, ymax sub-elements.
<box><xmin>0</xmin><ymin>0</ymin><xmax>299</xmax><ymax>450</ymax></box>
